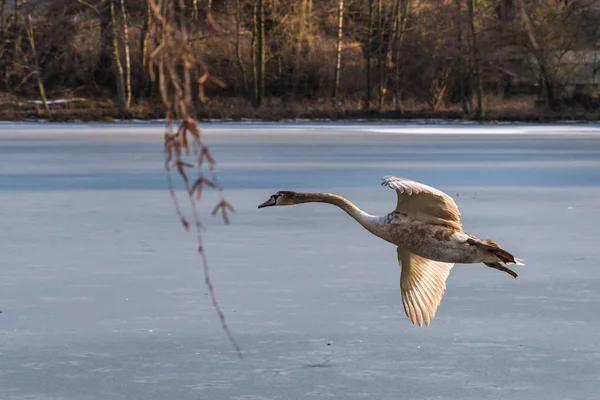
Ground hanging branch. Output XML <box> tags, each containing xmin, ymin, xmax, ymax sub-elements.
<box><xmin>145</xmin><ymin>0</ymin><xmax>239</xmax><ymax>358</ymax></box>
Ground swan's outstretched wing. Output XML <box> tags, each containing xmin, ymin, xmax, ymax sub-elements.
<box><xmin>382</xmin><ymin>175</ymin><xmax>461</xmax><ymax>230</ymax></box>
<box><xmin>397</xmin><ymin>247</ymin><xmax>454</xmax><ymax>327</ymax></box>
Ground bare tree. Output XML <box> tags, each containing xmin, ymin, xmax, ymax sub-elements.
<box><xmin>251</xmin><ymin>0</ymin><xmax>265</xmax><ymax>106</ymax></box>
<box><xmin>381</xmin><ymin>0</ymin><xmax>399</xmax><ymax>110</ymax></box>
<box><xmin>251</xmin><ymin>0</ymin><xmax>258</xmax><ymax>103</ymax></box>
<box><xmin>453</xmin><ymin>0</ymin><xmax>471</xmax><ymax>115</ymax></box>
<box><xmin>75</xmin><ymin>0</ymin><xmax>128</xmax><ymax>114</ymax></box>
<box><xmin>109</xmin><ymin>0</ymin><xmax>126</xmax><ymax>115</ymax></box>
<box><xmin>25</xmin><ymin>14</ymin><xmax>48</xmax><ymax>114</ymax></box>
<box><xmin>365</xmin><ymin>0</ymin><xmax>375</xmax><ymax>111</ymax></box>
<box><xmin>4</xmin><ymin>0</ymin><xmax>600</xmax><ymax>123</ymax></box>
<box><xmin>292</xmin><ymin>0</ymin><xmax>310</xmax><ymax>94</ymax></box>
<box><xmin>466</xmin><ymin>0</ymin><xmax>483</xmax><ymax>118</ymax></box>
<box><xmin>0</xmin><ymin>0</ymin><xmax>6</xmax><ymax>36</ymax></box>
<box><xmin>235</xmin><ymin>0</ymin><xmax>248</xmax><ymax>95</ymax></box>
<box><xmin>255</xmin><ymin>0</ymin><xmax>265</xmax><ymax>106</ymax></box>
<box><xmin>332</xmin><ymin>0</ymin><xmax>344</xmax><ymax>101</ymax></box>
<box><xmin>258</xmin><ymin>0</ymin><xmax>265</xmax><ymax>105</ymax></box>
<box><xmin>515</xmin><ymin>0</ymin><xmax>554</xmax><ymax>106</ymax></box>
<box><xmin>13</xmin><ymin>0</ymin><xmax>20</xmax><ymax>25</ymax></box>
<box><xmin>392</xmin><ymin>0</ymin><xmax>410</xmax><ymax>110</ymax></box>
<box><xmin>377</xmin><ymin>0</ymin><xmax>385</xmax><ymax>110</ymax></box>
<box><xmin>193</xmin><ymin>0</ymin><xmax>199</xmax><ymax>20</ymax></box>
<box><xmin>119</xmin><ymin>0</ymin><xmax>132</xmax><ymax>109</ymax></box>
<box><xmin>140</xmin><ymin>5</ymin><xmax>152</xmax><ymax>97</ymax></box>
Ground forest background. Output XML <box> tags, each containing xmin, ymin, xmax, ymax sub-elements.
<box><xmin>1</xmin><ymin>0</ymin><xmax>600</xmax><ymax>121</ymax></box>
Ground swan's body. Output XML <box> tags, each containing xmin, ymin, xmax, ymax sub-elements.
<box><xmin>258</xmin><ymin>176</ymin><xmax>524</xmax><ymax>327</ymax></box>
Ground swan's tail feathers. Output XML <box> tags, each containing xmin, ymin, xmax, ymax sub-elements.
<box><xmin>484</xmin><ymin>262</ymin><xmax>518</xmax><ymax>278</ymax></box>
<box><xmin>488</xmin><ymin>246</ymin><xmax>520</xmax><ymax>265</ymax></box>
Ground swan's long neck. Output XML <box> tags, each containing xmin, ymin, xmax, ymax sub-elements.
<box><xmin>293</xmin><ymin>192</ymin><xmax>381</xmax><ymax>232</ymax></box>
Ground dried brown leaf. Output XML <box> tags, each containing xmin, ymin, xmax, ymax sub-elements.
<box><xmin>223</xmin><ymin>201</ymin><xmax>235</xmax><ymax>212</ymax></box>
<box><xmin>173</xmin><ymin>160</ymin><xmax>194</xmax><ymax>169</ymax></box>
<box><xmin>176</xmin><ymin>164</ymin><xmax>189</xmax><ymax>185</ymax></box>
<box><xmin>182</xmin><ymin>128</ymin><xmax>190</xmax><ymax>156</ymax></box>
<box><xmin>211</xmin><ymin>201</ymin><xmax>235</xmax><ymax>225</ymax></box>
<box><xmin>204</xmin><ymin>148</ymin><xmax>216</xmax><ymax>165</ymax></box>
<box><xmin>181</xmin><ymin>217</ymin><xmax>190</xmax><ymax>231</ymax></box>
<box><xmin>221</xmin><ymin>209</ymin><xmax>230</xmax><ymax>225</ymax></box>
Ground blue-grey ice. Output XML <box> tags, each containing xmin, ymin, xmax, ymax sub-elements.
<box><xmin>1</xmin><ymin>123</ymin><xmax>600</xmax><ymax>400</ymax></box>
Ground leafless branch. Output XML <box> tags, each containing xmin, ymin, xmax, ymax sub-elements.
<box><xmin>146</xmin><ymin>0</ymin><xmax>240</xmax><ymax>358</ymax></box>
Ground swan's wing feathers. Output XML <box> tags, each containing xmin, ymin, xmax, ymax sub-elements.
<box><xmin>381</xmin><ymin>175</ymin><xmax>461</xmax><ymax>229</ymax></box>
<box><xmin>397</xmin><ymin>247</ymin><xmax>454</xmax><ymax>327</ymax></box>
<box><xmin>382</xmin><ymin>175</ymin><xmax>448</xmax><ymax>197</ymax></box>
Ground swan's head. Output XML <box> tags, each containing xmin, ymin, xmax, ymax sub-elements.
<box><xmin>258</xmin><ymin>191</ymin><xmax>300</xmax><ymax>208</ymax></box>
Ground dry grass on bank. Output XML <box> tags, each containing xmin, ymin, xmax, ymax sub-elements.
<box><xmin>1</xmin><ymin>94</ymin><xmax>599</xmax><ymax>122</ymax></box>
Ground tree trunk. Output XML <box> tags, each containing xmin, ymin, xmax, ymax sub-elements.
<box><xmin>257</xmin><ymin>0</ymin><xmax>265</xmax><ymax>106</ymax></box>
<box><xmin>110</xmin><ymin>0</ymin><xmax>126</xmax><ymax>115</ymax></box>
<box><xmin>95</xmin><ymin>3</ymin><xmax>114</xmax><ymax>87</ymax></box>
<box><xmin>0</xmin><ymin>0</ymin><xmax>6</xmax><ymax>36</ymax></box>
<box><xmin>25</xmin><ymin>15</ymin><xmax>48</xmax><ymax>114</ymax></box>
<box><xmin>466</xmin><ymin>0</ymin><xmax>483</xmax><ymax>119</ymax></box>
<box><xmin>251</xmin><ymin>1</ymin><xmax>259</xmax><ymax>106</ymax></box>
<box><xmin>294</xmin><ymin>0</ymin><xmax>308</xmax><ymax>94</ymax></box>
<box><xmin>192</xmin><ymin>0</ymin><xmax>198</xmax><ymax>20</ymax></box>
<box><xmin>140</xmin><ymin>5</ymin><xmax>152</xmax><ymax>97</ymax></box>
<box><xmin>306</xmin><ymin>0</ymin><xmax>313</xmax><ymax>52</ymax></box>
<box><xmin>383</xmin><ymin>0</ymin><xmax>399</xmax><ymax>108</ymax></box>
<box><xmin>235</xmin><ymin>0</ymin><xmax>248</xmax><ymax>95</ymax></box>
<box><xmin>454</xmin><ymin>0</ymin><xmax>471</xmax><ymax>115</ymax></box>
<box><xmin>429</xmin><ymin>70</ymin><xmax>451</xmax><ymax>111</ymax></box>
<box><xmin>365</xmin><ymin>0</ymin><xmax>375</xmax><ymax>111</ymax></box>
<box><xmin>392</xmin><ymin>0</ymin><xmax>410</xmax><ymax>111</ymax></box>
<box><xmin>332</xmin><ymin>0</ymin><xmax>344</xmax><ymax>101</ymax></box>
<box><xmin>13</xmin><ymin>0</ymin><xmax>19</xmax><ymax>25</ymax></box>
<box><xmin>515</xmin><ymin>0</ymin><xmax>554</xmax><ymax>106</ymax></box>
<box><xmin>8</xmin><ymin>1</ymin><xmax>23</xmax><ymax>90</ymax></box>
<box><xmin>119</xmin><ymin>0</ymin><xmax>132</xmax><ymax>108</ymax></box>
<box><xmin>377</xmin><ymin>0</ymin><xmax>385</xmax><ymax>111</ymax></box>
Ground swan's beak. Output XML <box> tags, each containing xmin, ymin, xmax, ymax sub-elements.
<box><xmin>258</xmin><ymin>196</ymin><xmax>277</xmax><ymax>209</ymax></box>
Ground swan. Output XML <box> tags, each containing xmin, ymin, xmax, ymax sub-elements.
<box><xmin>258</xmin><ymin>175</ymin><xmax>524</xmax><ymax>327</ymax></box>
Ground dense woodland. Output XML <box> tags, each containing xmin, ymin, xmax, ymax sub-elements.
<box><xmin>1</xmin><ymin>0</ymin><xmax>600</xmax><ymax>121</ymax></box>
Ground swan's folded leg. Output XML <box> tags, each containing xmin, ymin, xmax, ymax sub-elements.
<box><xmin>483</xmin><ymin>262</ymin><xmax>518</xmax><ymax>278</ymax></box>
<box><xmin>466</xmin><ymin>238</ymin><xmax>523</xmax><ymax>265</ymax></box>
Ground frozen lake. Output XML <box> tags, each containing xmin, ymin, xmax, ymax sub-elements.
<box><xmin>1</xmin><ymin>122</ymin><xmax>600</xmax><ymax>399</ymax></box>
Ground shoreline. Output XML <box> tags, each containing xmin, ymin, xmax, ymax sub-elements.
<box><xmin>2</xmin><ymin>119</ymin><xmax>600</xmax><ymax>138</ymax></box>
<box><xmin>2</xmin><ymin>96</ymin><xmax>600</xmax><ymax>125</ymax></box>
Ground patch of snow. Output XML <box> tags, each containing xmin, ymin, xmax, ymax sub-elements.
<box><xmin>28</xmin><ymin>99</ymin><xmax>73</xmax><ymax>105</ymax></box>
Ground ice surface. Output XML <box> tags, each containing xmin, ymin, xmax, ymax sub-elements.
<box><xmin>1</xmin><ymin>124</ymin><xmax>600</xmax><ymax>400</ymax></box>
